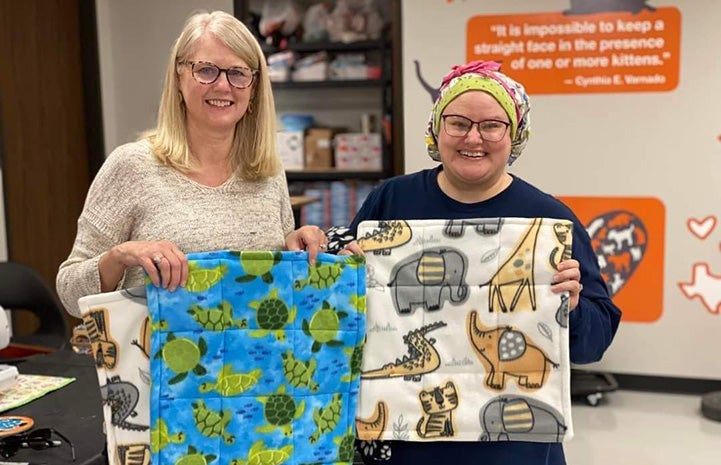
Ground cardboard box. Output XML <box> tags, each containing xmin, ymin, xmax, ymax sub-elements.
<box><xmin>276</xmin><ymin>131</ymin><xmax>304</xmax><ymax>170</ymax></box>
<box><xmin>334</xmin><ymin>133</ymin><xmax>382</xmax><ymax>171</ymax></box>
<box><xmin>305</xmin><ymin>128</ymin><xmax>344</xmax><ymax>169</ymax></box>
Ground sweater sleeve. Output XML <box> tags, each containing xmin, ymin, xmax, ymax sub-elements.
<box><xmin>278</xmin><ymin>170</ymin><xmax>296</xmax><ymax>236</ymax></box>
<box><xmin>567</xmin><ymin>220</ymin><xmax>622</xmax><ymax>364</ymax></box>
<box><xmin>56</xmin><ymin>144</ymin><xmax>140</xmax><ymax>317</ymax></box>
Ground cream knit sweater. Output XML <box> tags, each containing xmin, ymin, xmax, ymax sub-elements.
<box><xmin>57</xmin><ymin>140</ymin><xmax>295</xmax><ymax>317</ymax></box>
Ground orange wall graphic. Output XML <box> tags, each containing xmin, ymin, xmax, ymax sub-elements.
<box><xmin>466</xmin><ymin>7</ymin><xmax>681</xmax><ymax>94</ymax></box>
<box><xmin>559</xmin><ymin>197</ymin><xmax>665</xmax><ymax>322</ymax></box>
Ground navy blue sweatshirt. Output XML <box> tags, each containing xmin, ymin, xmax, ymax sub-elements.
<box><xmin>349</xmin><ymin>167</ymin><xmax>622</xmax><ymax>465</ymax></box>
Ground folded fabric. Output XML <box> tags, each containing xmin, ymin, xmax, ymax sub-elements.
<box><xmin>146</xmin><ymin>250</ymin><xmax>366</xmax><ymax>465</ymax></box>
<box><xmin>78</xmin><ymin>286</ymin><xmax>153</xmax><ymax>465</ymax></box>
<box><xmin>355</xmin><ymin>218</ymin><xmax>574</xmax><ymax>443</ymax></box>
<box><xmin>0</xmin><ymin>374</ymin><xmax>75</xmax><ymax>413</ymax></box>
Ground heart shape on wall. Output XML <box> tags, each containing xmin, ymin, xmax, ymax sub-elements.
<box><xmin>687</xmin><ymin>216</ymin><xmax>717</xmax><ymax>240</ymax></box>
<box><xmin>587</xmin><ymin>211</ymin><xmax>648</xmax><ymax>296</ymax></box>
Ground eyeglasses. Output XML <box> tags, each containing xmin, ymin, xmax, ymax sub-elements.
<box><xmin>441</xmin><ymin>115</ymin><xmax>510</xmax><ymax>142</ymax></box>
<box><xmin>0</xmin><ymin>428</ymin><xmax>75</xmax><ymax>461</ymax></box>
<box><xmin>179</xmin><ymin>60</ymin><xmax>258</xmax><ymax>89</ymax></box>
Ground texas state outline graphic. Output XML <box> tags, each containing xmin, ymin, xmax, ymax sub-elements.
<box><xmin>678</xmin><ymin>263</ymin><xmax>721</xmax><ymax>315</ymax></box>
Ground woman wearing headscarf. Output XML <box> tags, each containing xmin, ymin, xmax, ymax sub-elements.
<box><xmin>341</xmin><ymin>61</ymin><xmax>621</xmax><ymax>464</ymax></box>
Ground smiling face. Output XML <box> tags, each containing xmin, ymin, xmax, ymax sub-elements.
<box><xmin>178</xmin><ymin>32</ymin><xmax>253</xmax><ymax>138</ymax></box>
<box><xmin>437</xmin><ymin>90</ymin><xmax>512</xmax><ymax>199</ymax></box>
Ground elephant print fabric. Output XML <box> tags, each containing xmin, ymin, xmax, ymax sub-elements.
<box><xmin>146</xmin><ymin>250</ymin><xmax>366</xmax><ymax>465</ymax></box>
<box><xmin>356</xmin><ymin>218</ymin><xmax>574</xmax><ymax>443</ymax></box>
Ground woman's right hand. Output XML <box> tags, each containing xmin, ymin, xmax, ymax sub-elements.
<box><xmin>100</xmin><ymin>240</ymin><xmax>187</xmax><ymax>291</ymax></box>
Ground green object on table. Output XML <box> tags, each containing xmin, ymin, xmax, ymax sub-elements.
<box><xmin>0</xmin><ymin>374</ymin><xmax>75</xmax><ymax>413</ymax></box>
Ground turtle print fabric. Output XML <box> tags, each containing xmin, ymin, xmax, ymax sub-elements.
<box><xmin>146</xmin><ymin>250</ymin><xmax>366</xmax><ymax>465</ymax></box>
<box><xmin>354</xmin><ymin>218</ymin><xmax>574</xmax><ymax>444</ymax></box>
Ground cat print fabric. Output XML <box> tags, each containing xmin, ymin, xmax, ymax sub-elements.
<box><xmin>355</xmin><ymin>218</ymin><xmax>574</xmax><ymax>443</ymax></box>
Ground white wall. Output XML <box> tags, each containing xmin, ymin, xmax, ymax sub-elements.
<box><xmin>402</xmin><ymin>0</ymin><xmax>721</xmax><ymax>380</ymax></box>
<box><xmin>96</xmin><ymin>0</ymin><xmax>233</xmax><ymax>153</ymax></box>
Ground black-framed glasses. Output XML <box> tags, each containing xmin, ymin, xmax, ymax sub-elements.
<box><xmin>442</xmin><ymin>114</ymin><xmax>510</xmax><ymax>142</ymax></box>
<box><xmin>179</xmin><ymin>60</ymin><xmax>258</xmax><ymax>89</ymax></box>
<box><xmin>0</xmin><ymin>428</ymin><xmax>76</xmax><ymax>461</ymax></box>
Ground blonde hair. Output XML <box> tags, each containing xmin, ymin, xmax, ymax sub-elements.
<box><xmin>145</xmin><ymin>10</ymin><xmax>279</xmax><ymax>180</ymax></box>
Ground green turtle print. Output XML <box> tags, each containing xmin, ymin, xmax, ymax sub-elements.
<box><xmin>341</xmin><ymin>338</ymin><xmax>365</xmax><ymax>383</ymax></box>
<box><xmin>192</xmin><ymin>400</ymin><xmax>234</xmax><ymax>444</ymax></box>
<box><xmin>333</xmin><ymin>426</ymin><xmax>356</xmax><ymax>463</ymax></box>
<box><xmin>230</xmin><ymin>440</ymin><xmax>292</xmax><ymax>465</ymax></box>
<box><xmin>293</xmin><ymin>261</ymin><xmax>345</xmax><ymax>290</ymax></box>
<box><xmin>302</xmin><ymin>300</ymin><xmax>348</xmax><ymax>353</ymax></box>
<box><xmin>175</xmin><ymin>445</ymin><xmax>217</xmax><ymax>465</ymax></box>
<box><xmin>249</xmin><ymin>288</ymin><xmax>296</xmax><ymax>341</ymax></box>
<box><xmin>310</xmin><ymin>393</ymin><xmax>344</xmax><ymax>443</ymax></box>
<box><xmin>188</xmin><ymin>301</ymin><xmax>248</xmax><ymax>331</ymax></box>
<box><xmin>281</xmin><ymin>350</ymin><xmax>319</xmax><ymax>392</ymax></box>
<box><xmin>154</xmin><ymin>333</ymin><xmax>207</xmax><ymax>385</ymax></box>
<box><xmin>150</xmin><ymin>418</ymin><xmax>184</xmax><ymax>453</ymax></box>
<box><xmin>233</xmin><ymin>250</ymin><xmax>283</xmax><ymax>284</ymax></box>
<box><xmin>146</xmin><ymin>250</ymin><xmax>366</xmax><ymax>465</ymax></box>
<box><xmin>199</xmin><ymin>364</ymin><xmax>262</xmax><ymax>396</ymax></box>
<box><xmin>256</xmin><ymin>385</ymin><xmax>305</xmax><ymax>436</ymax></box>
<box><xmin>184</xmin><ymin>261</ymin><xmax>227</xmax><ymax>292</ymax></box>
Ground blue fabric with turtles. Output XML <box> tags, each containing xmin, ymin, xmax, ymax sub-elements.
<box><xmin>146</xmin><ymin>250</ymin><xmax>366</xmax><ymax>465</ymax></box>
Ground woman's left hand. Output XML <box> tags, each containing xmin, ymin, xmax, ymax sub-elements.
<box><xmin>551</xmin><ymin>259</ymin><xmax>583</xmax><ymax>311</ymax></box>
<box><xmin>285</xmin><ymin>225</ymin><xmax>328</xmax><ymax>264</ymax></box>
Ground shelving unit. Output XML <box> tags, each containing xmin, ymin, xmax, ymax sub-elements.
<box><xmin>286</xmin><ymin>169</ymin><xmax>388</xmax><ymax>182</ymax></box>
<box><xmin>234</xmin><ymin>0</ymin><xmax>403</xmax><ymax>228</ymax></box>
<box><xmin>271</xmin><ymin>79</ymin><xmax>386</xmax><ymax>90</ymax></box>
<box><xmin>271</xmin><ymin>34</ymin><xmax>393</xmax><ymax>176</ymax></box>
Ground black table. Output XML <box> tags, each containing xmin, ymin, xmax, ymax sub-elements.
<box><xmin>3</xmin><ymin>350</ymin><xmax>107</xmax><ymax>465</ymax></box>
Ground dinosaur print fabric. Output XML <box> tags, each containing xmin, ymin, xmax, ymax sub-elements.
<box><xmin>355</xmin><ymin>218</ymin><xmax>574</xmax><ymax>443</ymax></box>
<box><xmin>78</xmin><ymin>287</ymin><xmax>154</xmax><ymax>465</ymax></box>
<box><xmin>146</xmin><ymin>250</ymin><xmax>366</xmax><ymax>465</ymax></box>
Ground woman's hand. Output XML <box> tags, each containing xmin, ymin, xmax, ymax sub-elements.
<box><xmin>285</xmin><ymin>225</ymin><xmax>328</xmax><ymax>264</ymax></box>
<box><xmin>100</xmin><ymin>240</ymin><xmax>187</xmax><ymax>291</ymax></box>
<box><xmin>551</xmin><ymin>259</ymin><xmax>582</xmax><ymax>311</ymax></box>
<box><xmin>338</xmin><ymin>240</ymin><xmax>365</xmax><ymax>256</ymax></box>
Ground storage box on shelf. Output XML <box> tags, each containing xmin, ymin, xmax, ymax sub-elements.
<box><xmin>334</xmin><ymin>133</ymin><xmax>382</xmax><ymax>171</ymax></box>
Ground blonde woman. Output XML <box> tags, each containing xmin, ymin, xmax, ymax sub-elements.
<box><xmin>57</xmin><ymin>11</ymin><xmax>326</xmax><ymax>317</ymax></box>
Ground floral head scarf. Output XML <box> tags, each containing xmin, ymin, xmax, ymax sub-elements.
<box><xmin>425</xmin><ymin>61</ymin><xmax>531</xmax><ymax>165</ymax></box>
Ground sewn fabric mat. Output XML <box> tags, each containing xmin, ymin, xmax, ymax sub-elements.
<box><xmin>78</xmin><ymin>287</ymin><xmax>152</xmax><ymax>465</ymax></box>
<box><xmin>147</xmin><ymin>250</ymin><xmax>366</xmax><ymax>465</ymax></box>
<box><xmin>356</xmin><ymin>218</ymin><xmax>574</xmax><ymax>443</ymax></box>
<box><xmin>0</xmin><ymin>374</ymin><xmax>75</xmax><ymax>413</ymax></box>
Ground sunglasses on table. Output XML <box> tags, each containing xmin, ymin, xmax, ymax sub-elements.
<box><xmin>0</xmin><ymin>428</ymin><xmax>75</xmax><ymax>461</ymax></box>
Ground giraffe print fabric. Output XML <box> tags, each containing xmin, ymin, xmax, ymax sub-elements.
<box><xmin>355</xmin><ymin>217</ymin><xmax>574</xmax><ymax>443</ymax></box>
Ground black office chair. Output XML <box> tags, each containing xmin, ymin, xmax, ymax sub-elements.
<box><xmin>0</xmin><ymin>261</ymin><xmax>69</xmax><ymax>352</ymax></box>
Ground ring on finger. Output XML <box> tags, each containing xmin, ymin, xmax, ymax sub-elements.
<box><xmin>578</xmin><ymin>283</ymin><xmax>584</xmax><ymax>293</ymax></box>
<box><xmin>152</xmin><ymin>254</ymin><xmax>164</xmax><ymax>265</ymax></box>
<box><xmin>319</xmin><ymin>243</ymin><xmax>328</xmax><ymax>250</ymax></box>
